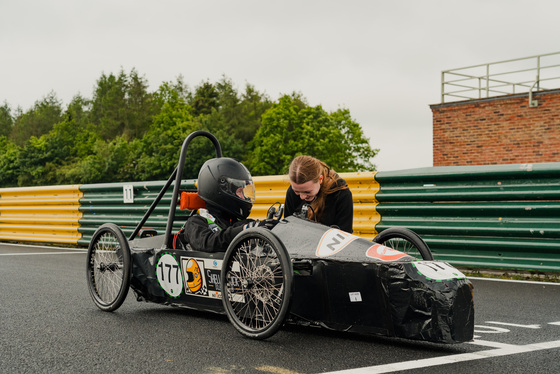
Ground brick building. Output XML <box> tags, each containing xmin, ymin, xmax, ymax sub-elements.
<box><xmin>430</xmin><ymin>89</ymin><xmax>560</xmax><ymax>166</ymax></box>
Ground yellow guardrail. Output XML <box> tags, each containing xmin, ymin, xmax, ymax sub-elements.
<box><xmin>0</xmin><ymin>185</ymin><xmax>83</xmax><ymax>244</ymax></box>
<box><xmin>250</xmin><ymin>172</ymin><xmax>379</xmax><ymax>239</ymax></box>
<box><xmin>0</xmin><ymin>173</ymin><xmax>380</xmax><ymax>245</ymax></box>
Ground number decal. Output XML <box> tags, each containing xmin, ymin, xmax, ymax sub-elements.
<box><xmin>412</xmin><ymin>261</ymin><xmax>466</xmax><ymax>281</ymax></box>
<box><xmin>156</xmin><ymin>253</ymin><xmax>183</xmax><ymax>297</ymax></box>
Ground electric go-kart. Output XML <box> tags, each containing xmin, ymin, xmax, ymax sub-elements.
<box><xmin>86</xmin><ymin>131</ymin><xmax>474</xmax><ymax>343</ymax></box>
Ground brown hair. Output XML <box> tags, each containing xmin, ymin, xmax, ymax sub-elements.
<box><xmin>288</xmin><ymin>155</ymin><xmax>347</xmax><ymax>221</ymax></box>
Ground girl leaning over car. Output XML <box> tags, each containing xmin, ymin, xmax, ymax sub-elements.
<box><xmin>284</xmin><ymin>155</ymin><xmax>353</xmax><ymax>233</ymax></box>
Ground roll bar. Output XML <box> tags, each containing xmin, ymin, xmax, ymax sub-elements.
<box><xmin>128</xmin><ymin>131</ymin><xmax>222</xmax><ymax>245</ymax></box>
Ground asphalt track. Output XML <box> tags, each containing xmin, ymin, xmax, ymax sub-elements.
<box><xmin>1</xmin><ymin>242</ymin><xmax>559</xmax><ymax>374</ymax></box>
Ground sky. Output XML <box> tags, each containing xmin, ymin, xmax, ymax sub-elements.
<box><xmin>1</xmin><ymin>0</ymin><xmax>559</xmax><ymax>172</ymax></box>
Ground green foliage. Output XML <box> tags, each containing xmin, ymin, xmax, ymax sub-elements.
<box><xmin>0</xmin><ymin>71</ymin><xmax>378</xmax><ymax>187</ymax></box>
<box><xmin>135</xmin><ymin>98</ymin><xmax>197</xmax><ymax>180</ymax></box>
<box><xmin>249</xmin><ymin>94</ymin><xmax>378</xmax><ymax>175</ymax></box>
<box><xmin>0</xmin><ymin>102</ymin><xmax>13</xmax><ymax>138</ymax></box>
<box><xmin>0</xmin><ymin>136</ymin><xmax>20</xmax><ymax>186</ymax></box>
<box><xmin>91</xmin><ymin>68</ymin><xmax>157</xmax><ymax>140</ymax></box>
<box><xmin>10</xmin><ymin>92</ymin><xmax>63</xmax><ymax>146</ymax></box>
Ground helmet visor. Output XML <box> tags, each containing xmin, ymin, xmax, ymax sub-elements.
<box><xmin>223</xmin><ymin>177</ymin><xmax>255</xmax><ymax>204</ymax></box>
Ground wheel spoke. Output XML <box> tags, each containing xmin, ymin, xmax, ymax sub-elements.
<box><xmin>223</xmin><ymin>231</ymin><xmax>291</xmax><ymax>337</ymax></box>
<box><xmin>86</xmin><ymin>224</ymin><xmax>131</xmax><ymax>311</ymax></box>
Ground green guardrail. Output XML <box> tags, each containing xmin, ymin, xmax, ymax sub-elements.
<box><xmin>78</xmin><ymin>180</ymin><xmax>197</xmax><ymax>246</ymax></box>
<box><xmin>374</xmin><ymin>162</ymin><xmax>560</xmax><ymax>272</ymax></box>
<box><xmin>2</xmin><ymin>162</ymin><xmax>559</xmax><ymax>273</ymax></box>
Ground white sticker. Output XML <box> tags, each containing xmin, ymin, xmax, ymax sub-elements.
<box><xmin>349</xmin><ymin>292</ymin><xmax>362</xmax><ymax>302</ymax></box>
<box><xmin>156</xmin><ymin>253</ymin><xmax>183</xmax><ymax>297</ymax></box>
<box><xmin>412</xmin><ymin>262</ymin><xmax>466</xmax><ymax>281</ymax></box>
<box><xmin>316</xmin><ymin>229</ymin><xmax>359</xmax><ymax>257</ymax></box>
<box><xmin>123</xmin><ymin>185</ymin><xmax>134</xmax><ymax>203</ymax></box>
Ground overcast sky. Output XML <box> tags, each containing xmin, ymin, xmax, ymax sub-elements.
<box><xmin>1</xmin><ymin>0</ymin><xmax>559</xmax><ymax>172</ymax></box>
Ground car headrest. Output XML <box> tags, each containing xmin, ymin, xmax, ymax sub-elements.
<box><xmin>179</xmin><ymin>191</ymin><xmax>206</xmax><ymax>211</ymax></box>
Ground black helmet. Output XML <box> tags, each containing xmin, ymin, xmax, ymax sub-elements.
<box><xmin>197</xmin><ymin>158</ymin><xmax>255</xmax><ymax>220</ymax></box>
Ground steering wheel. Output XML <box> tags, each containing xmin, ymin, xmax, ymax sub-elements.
<box><xmin>266</xmin><ymin>203</ymin><xmax>284</xmax><ymax>221</ymax></box>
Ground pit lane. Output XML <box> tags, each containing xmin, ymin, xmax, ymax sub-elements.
<box><xmin>1</xmin><ymin>243</ymin><xmax>558</xmax><ymax>374</ymax></box>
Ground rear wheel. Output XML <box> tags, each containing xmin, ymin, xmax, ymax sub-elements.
<box><xmin>373</xmin><ymin>227</ymin><xmax>433</xmax><ymax>260</ymax></box>
<box><xmin>86</xmin><ymin>223</ymin><xmax>131</xmax><ymax>311</ymax></box>
<box><xmin>221</xmin><ymin>228</ymin><xmax>293</xmax><ymax>339</ymax></box>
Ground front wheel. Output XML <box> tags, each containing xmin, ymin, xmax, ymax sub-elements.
<box><xmin>373</xmin><ymin>227</ymin><xmax>434</xmax><ymax>260</ymax></box>
<box><xmin>86</xmin><ymin>223</ymin><xmax>131</xmax><ymax>311</ymax></box>
<box><xmin>221</xmin><ymin>228</ymin><xmax>293</xmax><ymax>340</ymax></box>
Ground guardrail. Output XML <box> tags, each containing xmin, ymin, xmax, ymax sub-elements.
<box><xmin>0</xmin><ymin>185</ymin><xmax>82</xmax><ymax>244</ymax></box>
<box><xmin>1</xmin><ymin>165</ymin><xmax>559</xmax><ymax>272</ymax></box>
<box><xmin>375</xmin><ymin>163</ymin><xmax>560</xmax><ymax>272</ymax></box>
<box><xmin>76</xmin><ymin>172</ymin><xmax>378</xmax><ymax>245</ymax></box>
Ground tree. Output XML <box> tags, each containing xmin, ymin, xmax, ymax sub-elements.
<box><xmin>154</xmin><ymin>75</ymin><xmax>192</xmax><ymax>108</ymax></box>
<box><xmin>0</xmin><ymin>136</ymin><xmax>20</xmax><ymax>187</ymax></box>
<box><xmin>90</xmin><ymin>70</ymin><xmax>128</xmax><ymax>140</ymax></box>
<box><xmin>191</xmin><ymin>81</ymin><xmax>218</xmax><ymax>116</ymax></box>
<box><xmin>197</xmin><ymin>77</ymin><xmax>272</xmax><ymax>163</ymax></box>
<box><xmin>125</xmin><ymin>69</ymin><xmax>158</xmax><ymax>139</ymax></box>
<box><xmin>135</xmin><ymin>97</ymin><xmax>199</xmax><ymax>180</ymax></box>
<box><xmin>248</xmin><ymin>94</ymin><xmax>378</xmax><ymax>175</ymax></box>
<box><xmin>10</xmin><ymin>92</ymin><xmax>63</xmax><ymax>146</ymax></box>
<box><xmin>0</xmin><ymin>101</ymin><xmax>13</xmax><ymax>138</ymax></box>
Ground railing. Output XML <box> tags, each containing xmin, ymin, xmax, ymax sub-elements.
<box><xmin>374</xmin><ymin>163</ymin><xmax>560</xmax><ymax>272</ymax></box>
<box><xmin>0</xmin><ymin>185</ymin><xmax>82</xmax><ymax>244</ymax></box>
<box><xmin>77</xmin><ymin>173</ymin><xmax>379</xmax><ymax>246</ymax></box>
<box><xmin>441</xmin><ymin>51</ymin><xmax>560</xmax><ymax>105</ymax></box>
<box><xmin>2</xmin><ymin>165</ymin><xmax>559</xmax><ymax>272</ymax></box>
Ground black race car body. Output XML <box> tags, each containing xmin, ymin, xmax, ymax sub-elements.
<box><xmin>86</xmin><ymin>131</ymin><xmax>474</xmax><ymax>344</ymax></box>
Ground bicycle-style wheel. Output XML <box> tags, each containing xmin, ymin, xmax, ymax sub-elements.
<box><xmin>221</xmin><ymin>228</ymin><xmax>293</xmax><ymax>340</ymax></box>
<box><xmin>373</xmin><ymin>227</ymin><xmax>434</xmax><ymax>260</ymax></box>
<box><xmin>86</xmin><ymin>223</ymin><xmax>131</xmax><ymax>311</ymax></box>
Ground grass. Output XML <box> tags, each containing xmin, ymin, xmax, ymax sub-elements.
<box><xmin>460</xmin><ymin>268</ymin><xmax>560</xmax><ymax>283</ymax></box>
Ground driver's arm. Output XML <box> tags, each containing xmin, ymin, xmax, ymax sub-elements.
<box><xmin>283</xmin><ymin>185</ymin><xmax>302</xmax><ymax>218</ymax></box>
<box><xmin>183</xmin><ymin>216</ymin><xmax>244</xmax><ymax>252</ymax></box>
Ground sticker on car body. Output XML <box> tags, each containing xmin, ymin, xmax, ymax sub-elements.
<box><xmin>156</xmin><ymin>253</ymin><xmax>183</xmax><ymax>298</ymax></box>
<box><xmin>412</xmin><ymin>261</ymin><xmax>467</xmax><ymax>281</ymax></box>
<box><xmin>316</xmin><ymin>229</ymin><xmax>359</xmax><ymax>257</ymax></box>
<box><xmin>365</xmin><ymin>244</ymin><xmax>411</xmax><ymax>261</ymax></box>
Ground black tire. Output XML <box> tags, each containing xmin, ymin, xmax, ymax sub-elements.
<box><xmin>373</xmin><ymin>227</ymin><xmax>434</xmax><ymax>260</ymax></box>
<box><xmin>86</xmin><ymin>223</ymin><xmax>131</xmax><ymax>311</ymax></box>
<box><xmin>221</xmin><ymin>228</ymin><xmax>293</xmax><ymax>340</ymax></box>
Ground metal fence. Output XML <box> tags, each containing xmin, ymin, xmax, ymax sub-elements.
<box><xmin>0</xmin><ymin>185</ymin><xmax>82</xmax><ymax>244</ymax></box>
<box><xmin>441</xmin><ymin>51</ymin><xmax>560</xmax><ymax>105</ymax></box>
<box><xmin>1</xmin><ymin>164</ymin><xmax>559</xmax><ymax>272</ymax></box>
<box><xmin>374</xmin><ymin>163</ymin><xmax>560</xmax><ymax>272</ymax></box>
<box><xmin>77</xmin><ymin>172</ymin><xmax>379</xmax><ymax>245</ymax></box>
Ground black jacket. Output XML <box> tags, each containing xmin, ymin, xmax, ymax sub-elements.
<box><xmin>183</xmin><ymin>209</ymin><xmax>250</xmax><ymax>252</ymax></box>
<box><xmin>284</xmin><ymin>179</ymin><xmax>353</xmax><ymax>233</ymax></box>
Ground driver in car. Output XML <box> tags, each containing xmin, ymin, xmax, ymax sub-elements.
<box><xmin>183</xmin><ymin>157</ymin><xmax>270</xmax><ymax>252</ymax></box>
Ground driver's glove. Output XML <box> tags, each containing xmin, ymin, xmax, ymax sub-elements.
<box><xmin>243</xmin><ymin>219</ymin><xmax>278</xmax><ymax>230</ymax></box>
<box><xmin>243</xmin><ymin>220</ymin><xmax>260</xmax><ymax>230</ymax></box>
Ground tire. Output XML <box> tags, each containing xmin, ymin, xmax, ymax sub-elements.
<box><xmin>86</xmin><ymin>223</ymin><xmax>131</xmax><ymax>311</ymax></box>
<box><xmin>221</xmin><ymin>228</ymin><xmax>293</xmax><ymax>340</ymax></box>
<box><xmin>373</xmin><ymin>227</ymin><xmax>434</xmax><ymax>260</ymax></box>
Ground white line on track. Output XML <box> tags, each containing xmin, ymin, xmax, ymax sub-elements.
<box><xmin>321</xmin><ymin>340</ymin><xmax>560</xmax><ymax>374</ymax></box>
<box><xmin>485</xmin><ymin>321</ymin><xmax>541</xmax><ymax>329</ymax></box>
<box><xmin>0</xmin><ymin>242</ymin><xmax>84</xmax><ymax>251</ymax></box>
<box><xmin>0</xmin><ymin>251</ymin><xmax>86</xmax><ymax>256</ymax></box>
<box><xmin>468</xmin><ymin>276</ymin><xmax>560</xmax><ymax>286</ymax></box>
<box><xmin>0</xmin><ymin>242</ymin><xmax>86</xmax><ymax>256</ymax></box>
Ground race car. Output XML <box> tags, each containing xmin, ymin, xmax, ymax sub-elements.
<box><xmin>86</xmin><ymin>131</ymin><xmax>474</xmax><ymax>343</ymax></box>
